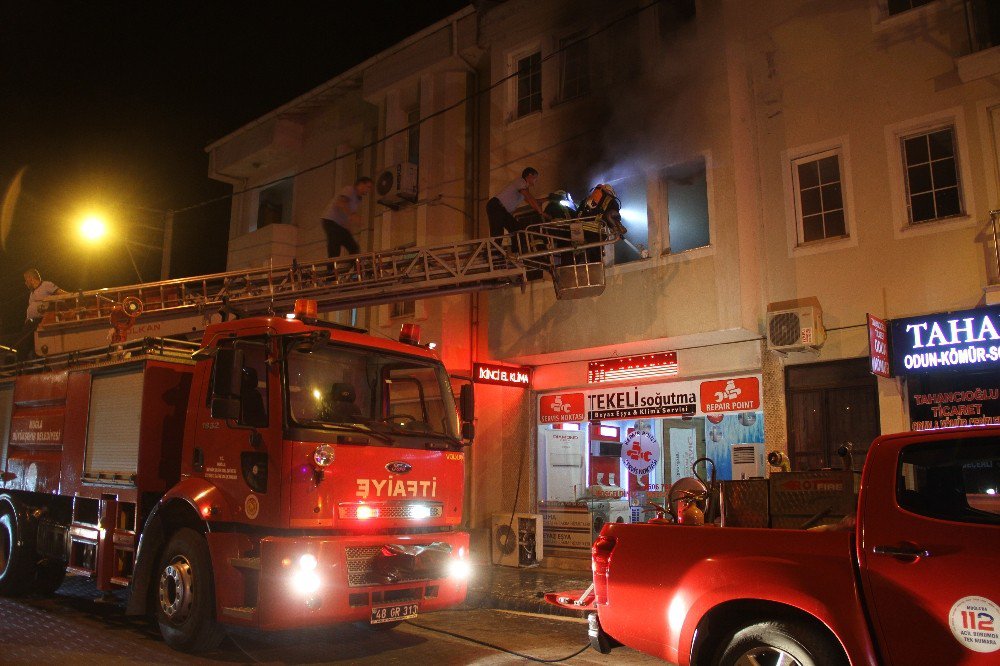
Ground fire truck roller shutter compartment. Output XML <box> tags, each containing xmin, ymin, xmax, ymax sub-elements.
<box><xmin>84</xmin><ymin>369</ymin><xmax>145</xmax><ymax>484</ymax></box>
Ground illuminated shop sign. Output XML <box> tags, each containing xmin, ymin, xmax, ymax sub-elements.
<box><xmin>867</xmin><ymin>314</ymin><xmax>891</xmax><ymax>378</ymax></box>
<box><xmin>538</xmin><ymin>375</ymin><xmax>761</xmax><ymax>423</ymax></box>
<box><xmin>890</xmin><ymin>305</ymin><xmax>1000</xmax><ymax>375</ymax></box>
<box><xmin>588</xmin><ymin>352</ymin><xmax>678</xmax><ymax>383</ymax></box>
<box><xmin>473</xmin><ymin>362</ymin><xmax>532</xmax><ymax>388</ymax></box>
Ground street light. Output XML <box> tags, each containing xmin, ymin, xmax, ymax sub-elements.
<box><xmin>76</xmin><ymin>208</ymin><xmax>173</xmax><ymax>283</ymax></box>
<box><xmin>80</xmin><ymin>214</ymin><xmax>108</xmax><ymax>242</ymax></box>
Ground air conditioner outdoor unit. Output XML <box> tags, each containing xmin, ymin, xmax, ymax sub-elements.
<box><xmin>375</xmin><ymin>162</ymin><xmax>418</xmax><ymax>209</ymax></box>
<box><xmin>491</xmin><ymin>513</ymin><xmax>543</xmax><ymax>567</ymax></box>
<box><xmin>766</xmin><ymin>305</ymin><xmax>826</xmax><ymax>352</ymax></box>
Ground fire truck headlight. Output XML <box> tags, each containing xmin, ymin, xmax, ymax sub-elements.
<box><xmin>410</xmin><ymin>504</ymin><xmax>431</xmax><ymax>520</ymax></box>
<box><xmin>292</xmin><ymin>570</ymin><xmax>321</xmax><ymax>595</ymax></box>
<box><xmin>292</xmin><ymin>555</ymin><xmax>321</xmax><ymax>595</ymax></box>
<box><xmin>312</xmin><ymin>444</ymin><xmax>335</xmax><ymax>468</ymax></box>
<box><xmin>448</xmin><ymin>559</ymin><xmax>472</xmax><ymax>581</ymax></box>
<box><xmin>356</xmin><ymin>505</ymin><xmax>375</xmax><ymax>520</ymax></box>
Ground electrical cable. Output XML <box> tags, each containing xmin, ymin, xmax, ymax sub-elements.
<box><xmin>405</xmin><ymin>619</ymin><xmax>592</xmax><ymax>663</ymax></box>
<box><xmin>150</xmin><ymin>0</ymin><xmax>668</xmax><ymax>218</ymax></box>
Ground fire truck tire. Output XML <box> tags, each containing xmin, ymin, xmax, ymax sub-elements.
<box><xmin>0</xmin><ymin>510</ymin><xmax>36</xmax><ymax>597</ymax></box>
<box><xmin>714</xmin><ymin>619</ymin><xmax>846</xmax><ymax>666</ymax></box>
<box><xmin>154</xmin><ymin>528</ymin><xmax>226</xmax><ymax>653</ymax></box>
<box><xmin>32</xmin><ymin>561</ymin><xmax>67</xmax><ymax>595</ymax></box>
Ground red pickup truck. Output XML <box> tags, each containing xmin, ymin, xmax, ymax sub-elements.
<box><xmin>588</xmin><ymin>426</ymin><xmax>1000</xmax><ymax>665</ymax></box>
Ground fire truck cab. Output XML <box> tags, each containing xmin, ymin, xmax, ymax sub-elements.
<box><xmin>0</xmin><ymin>310</ymin><xmax>474</xmax><ymax>652</ymax></box>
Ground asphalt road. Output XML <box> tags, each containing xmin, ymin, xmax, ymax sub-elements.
<box><xmin>0</xmin><ymin>575</ymin><xmax>669</xmax><ymax>665</ymax></box>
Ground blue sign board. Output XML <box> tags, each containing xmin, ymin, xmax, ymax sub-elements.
<box><xmin>890</xmin><ymin>304</ymin><xmax>1000</xmax><ymax>375</ymax></box>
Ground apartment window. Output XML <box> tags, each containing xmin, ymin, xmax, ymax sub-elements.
<box><xmin>390</xmin><ymin>299</ymin><xmax>416</xmax><ymax>319</ymax></box>
<box><xmin>406</xmin><ymin>106</ymin><xmax>420</xmax><ymax>167</ymax></box>
<box><xmin>966</xmin><ymin>0</ymin><xmax>1000</xmax><ymax>53</ymax></box>
<box><xmin>516</xmin><ymin>51</ymin><xmax>542</xmax><ymax>118</ymax></box>
<box><xmin>390</xmin><ymin>243</ymin><xmax>416</xmax><ymax>318</ymax></box>
<box><xmin>610</xmin><ymin>15</ymin><xmax>642</xmax><ymax>81</ymax></box>
<box><xmin>902</xmin><ymin>126</ymin><xmax>963</xmax><ymax>224</ymax></box>
<box><xmin>255</xmin><ymin>180</ymin><xmax>292</xmax><ymax>231</ymax></box>
<box><xmin>663</xmin><ymin>161</ymin><xmax>710</xmax><ymax>253</ymax></box>
<box><xmin>792</xmin><ymin>150</ymin><xmax>846</xmax><ymax>243</ymax></box>
<box><xmin>559</xmin><ymin>34</ymin><xmax>589</xmax><ymax>102</ymax></box>
<box><xmin>887</xmin><ymin>0</ymin><xmax>934</xmax><ymax>16</ymax></box>
<box><xmin>610</xmin><ymin>176</ymin><xmax>649</xmax><ymax>265</ymax></box>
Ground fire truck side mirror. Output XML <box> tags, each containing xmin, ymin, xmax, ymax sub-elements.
<box><xmin>459</xmin><ymin>384</ymin><xmax>475</xmax><ymax>442</ymax></box>
<box><xmin>210</xmin><ymin>347</ymin><xmax>245</xmax><ymax>420</ymax></box>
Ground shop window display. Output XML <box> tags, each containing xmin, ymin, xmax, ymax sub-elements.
<box><xmin>537</xmin><ymin>411</ymin><xmax>766</xmax><ymax>540</ymax></box>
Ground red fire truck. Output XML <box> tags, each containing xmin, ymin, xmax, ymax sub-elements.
<box><xmin>0</xmin><ymin>301</ymin><xmax>475</xmax><ymax>652</ymax></box>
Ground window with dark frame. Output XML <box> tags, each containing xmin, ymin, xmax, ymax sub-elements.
<box><xmin>887</xmin><ymin>0</ymin><xmax>935</xmax><ymax>17</ymax></box>
<box><xmin>390</xmin><ymin>243</ymin><xmax>417</xmax><ymax>318</ymax></box>
<box><xmin>516</xmin><ymin>51</ymin><xmax>542</xmax><ymax>118</ymax></box>
<box><xmin>559</xmin><ymin>34</ymin><xmax>589</xmax><ymax>102</ymax></box>
<box><xmin>793</xmin><ymin>152</ymin><xmax>846</xmax><ymax>244</ymax></box>
<box><xmin>902</xmin><ymin>126</ymin><xmax>963</xmax><ymax>224</ymax></box>
<box><xmin>256</xmin><ymin>180</ymin><xmax>292</xmax><ymax>231</ymax></box>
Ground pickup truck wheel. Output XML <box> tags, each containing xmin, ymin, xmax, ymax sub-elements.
<box><xmin>0</xmin><ymin>510</ymin><xmax>35</xmax><ymax>596</ymax></box>
<box><xmin>155</xmin><ymin>528</ymin><xmax>226</xmax><ymax>653</ymax></box>
<box><xmin>716</xmin><ymin>620</ymin><xmax>845</xmax><ymax>666</ymax></box>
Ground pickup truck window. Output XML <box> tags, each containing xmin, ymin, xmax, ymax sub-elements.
<box><xmin>897</xmin><ymin>436</ymin><xmax>1000</xmax><ymax>525</ymax></box>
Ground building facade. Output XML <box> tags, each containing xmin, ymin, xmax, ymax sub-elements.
<box><xmin>207</xmin><ymin>0</ymin><xmax>1000</xmax><ymax>568</ymax></box>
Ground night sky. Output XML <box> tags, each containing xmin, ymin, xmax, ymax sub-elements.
<box><xmin>0</xmin><ymin>1</ymin><xmax>469</xmax><ymax>339</ymax></box>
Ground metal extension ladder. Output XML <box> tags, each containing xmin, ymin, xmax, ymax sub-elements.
<box><xmin>32</xmin><ymin>217</ymin><xmax>623</xmax><ymax>356</ymax></box>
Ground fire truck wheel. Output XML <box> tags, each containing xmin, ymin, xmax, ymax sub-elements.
<box><xmin>32</xmin><ymin>561</ymin><xmax>67</xmax><ymax>595</ymax></box>
<box><xmin>714</xmin><ymin>619</ymin><xmax>846</xmax><ymax>666</ymax></box>
<box><xmin>155</xmin><ymin>528</ymin><xmax>226</xmax><ymax>653</ymax></box>
<box><xmin>0</xmin><ymin>510</ymin><xmax>35</xmax><ymax>597</ymax></box>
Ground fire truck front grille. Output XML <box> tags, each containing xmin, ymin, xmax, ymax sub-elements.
<box><xmin>338</xmin><ymin>502</ymin><xmax>443</xmax><ymax>520</ymax></box>
<box><xmin>344</xmin><ymin>545</ymin><xmax>432</xmax><ymax>587</ymax></box>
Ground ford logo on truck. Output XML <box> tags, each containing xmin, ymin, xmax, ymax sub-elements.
<box><xmin>386</xmin><ymin>461</ymin><xmax>412</xmax><ymax>474</ymax></box>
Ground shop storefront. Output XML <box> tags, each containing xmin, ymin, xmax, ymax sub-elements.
<box><xmin>889</xmin><ymin>304</ymin><xmax>1000</xmax><ymax>430</ymax></box>
<box><xmin>536</xmin><ymin>373</ymin><xmax>765</xmax><ymax>561</ymax></box>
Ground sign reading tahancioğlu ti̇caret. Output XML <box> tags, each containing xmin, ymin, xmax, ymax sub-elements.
<box><xmin>890</xmin><ymin>304</ymin><xmax>1000</xmax><ymax>375</ymax></box>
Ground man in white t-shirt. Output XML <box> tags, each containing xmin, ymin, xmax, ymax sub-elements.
<box><xmin>17</xmin><ymin>268</ymin><xmax>65</xmax><ymax>359</ymax></box>
<box><xmin>486</xmin><ymin>167</ymin><xmax>549</xmax><ymax>241</ymax></box>
<box><xmin>320</xmin><ymin>176</ymin><xmax>373</xmax><ymax>258</ymax></box>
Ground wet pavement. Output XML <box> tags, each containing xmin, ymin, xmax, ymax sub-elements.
<box><xmin>466</xmin><ymin>563</ymin><xmax>593</xmax><ymax>617</ymax></box>
<box><xmin>0</xmin><ymin>565</ymin><xmax>654</xmax><ymax>665</ymax></box>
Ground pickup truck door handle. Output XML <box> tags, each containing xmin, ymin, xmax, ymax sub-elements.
<box><xmin>873</xmin><ymin>545</ymin><xmax>930</xmax><ymax>559</ymax></box>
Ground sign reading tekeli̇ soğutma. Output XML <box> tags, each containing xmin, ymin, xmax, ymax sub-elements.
<box><xmin>891</xmin><ymin>304</ymin><xmax>1000</xmax><ymax>374</ymax></box>
<box><xmin>891</xmin><ymin>304</ymin><xmax>1000</xmax><ymax>430</ymax></box>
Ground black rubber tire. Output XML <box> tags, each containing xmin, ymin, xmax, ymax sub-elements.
<box><xmin>714</xmin><ymin>619</ymin><xmax>846</xmax><ymax>666</ymax></box>
<box><xmin>0</xmin><ymin>509</ymin><xmax>36</xmax><ymax>597</ymax></box>
<box><xmin>154</xmin><ymin>528</ymin><xmax>226</xmax><ymax>653</ymax></box>
<box><xmin>32</xmin><ymin>560</ymin><xmax>68</xmax><ymax>595</ymax></box>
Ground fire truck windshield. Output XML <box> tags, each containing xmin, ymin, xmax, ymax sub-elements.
<box><xmin>285</xmin><ymin>342</ymin><xmax>460</xmax><ymax>442</ymax></box>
